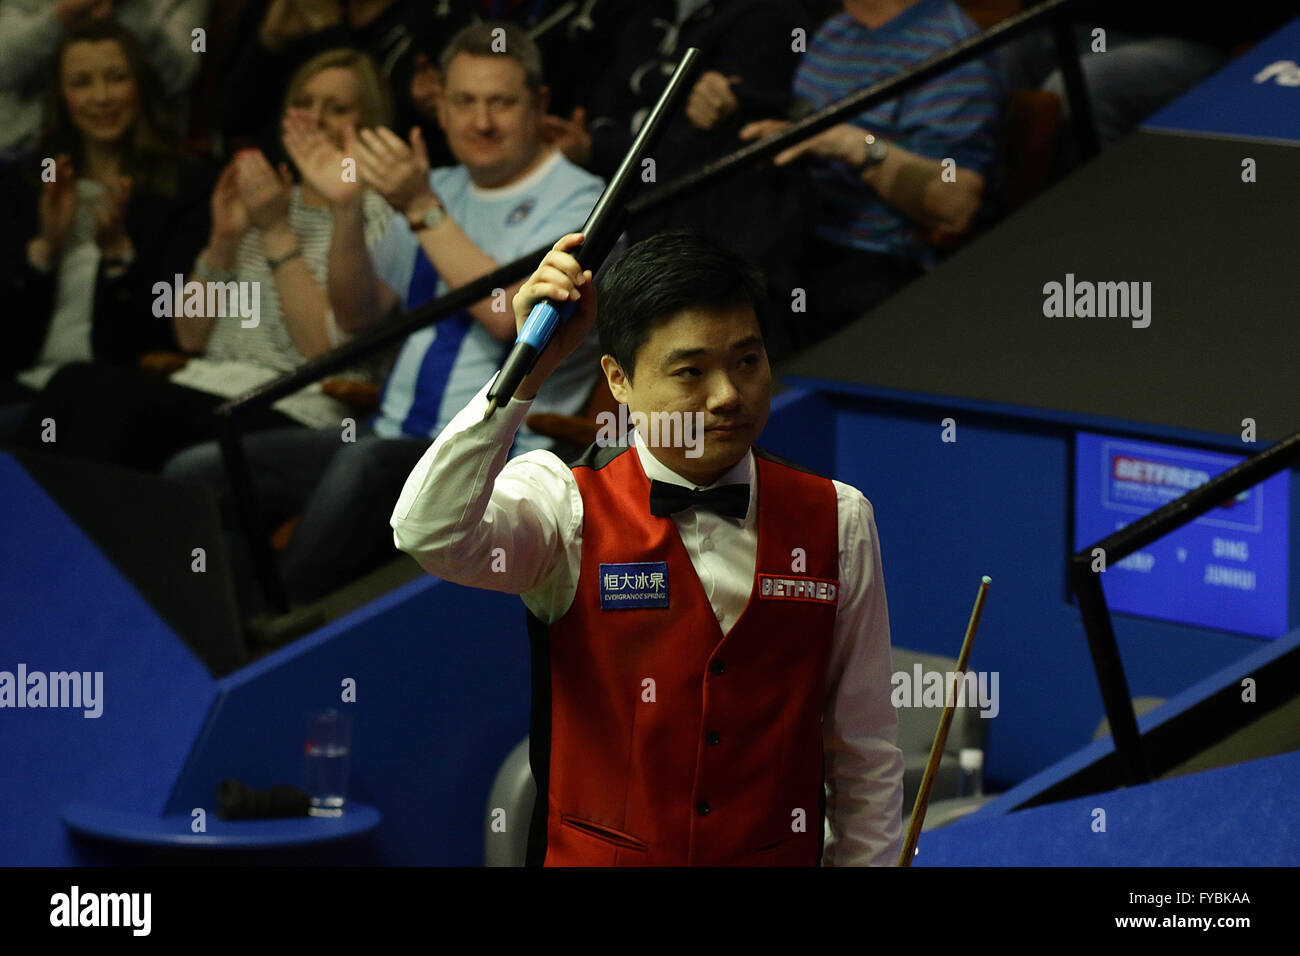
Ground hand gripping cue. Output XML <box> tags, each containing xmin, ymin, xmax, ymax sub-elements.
<box><xmin>483</xmin><ymin>47</ymin><xmax>703</xmax><ymax>419</ymax></box>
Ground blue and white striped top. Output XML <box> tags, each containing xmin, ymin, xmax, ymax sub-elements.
<box><xmin>792</xmin><ymin>0</ymin><xmax>1003</xmax><ymax>263</ymax></box>
<box><xmin>368</xmin><ymin>147</ymin><xmax>604</xmax><ymax>453</ymax></box>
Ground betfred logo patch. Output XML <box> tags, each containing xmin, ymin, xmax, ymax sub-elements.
<box><xmin>758</xmin><ymin>575</ymin><xmax>839</xmax><ymax>605</ymax></box>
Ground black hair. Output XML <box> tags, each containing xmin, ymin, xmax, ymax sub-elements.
<box><xmin>596</xmin><ymin>230</ymin><xmax>769</xmax><ymax>382</ymax></box>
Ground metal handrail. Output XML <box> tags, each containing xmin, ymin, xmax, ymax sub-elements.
<box><xmin>1070</xmin><ymin>429</ymin><xmax>1300</xmax><ymax>786</ymax></box>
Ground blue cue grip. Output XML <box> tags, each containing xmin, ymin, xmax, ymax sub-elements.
<box><xmin>517</xmin><ymin>297</ymin><xmax>578</xmax><ymax>352</ymax></box>
<box><xmin>484</xmin><ymin>47</ymin><xmax>701</xmax><ymax>416</ymax></box>
<box><xmin>482</xmin><ymin>297</ymin><xmax>580</xmax><ymax>416</ymax></box>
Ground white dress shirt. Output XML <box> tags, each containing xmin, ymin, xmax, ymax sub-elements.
<box><xmin>391</xmin><ymin>377</ymin><xmax>904</xmax><ymax>866</ymax></box>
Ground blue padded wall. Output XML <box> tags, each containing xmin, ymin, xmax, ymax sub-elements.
<box><xmin>5</xmin><ymin>370</ymin><xmax>1294</xmax><ymax>864</ymax></box>
<box><xmin>817</xmin><ymin>391</ymin><xmax>1286</xmax><ymax>786</ymax></box>
<box><xmin>913</xmin><ymin>748</ymin><xmax>1300</xmax><ymax>865</ymax></box>
<box><xmin>164</xmin><ymin>575</ymin><xmax>531</xmax><ymax>865</ymax></box>
<box><xmin>0</xmin><ymin>453</ymin><xmax>216</xmax><ymax>865</ymax></box>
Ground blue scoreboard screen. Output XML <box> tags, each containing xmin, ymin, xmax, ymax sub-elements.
<box><xmin>1074</xmin><ymin>432</ymin><xmax>1290</xmax><ymax>638</ymax></box>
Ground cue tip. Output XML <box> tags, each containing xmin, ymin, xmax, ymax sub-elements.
<box><xmin>981</xmin><ymin>575</ymin><xmax>991</xmax><ymax>585</ymax></box>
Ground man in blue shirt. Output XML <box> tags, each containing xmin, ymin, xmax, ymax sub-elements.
<box><xmin>165</xmin><ymin>22</ymin><xmax>607</xmax><ymax>616</ymax></box>
<box><xmin>739</xmin><ymin>0</ymin><xmax>1003</xmax><ymax>348</ymax></box>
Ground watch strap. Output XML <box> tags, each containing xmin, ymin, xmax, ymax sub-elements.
<box><xmin>862</xmin><ymin>133</ymin><xmax>888</xmax><ymax>168</ymax></box>
<box><xmin>407</xmin><ymin>201</ymin><xmax>446</xmax><ymax>232</ymax></box>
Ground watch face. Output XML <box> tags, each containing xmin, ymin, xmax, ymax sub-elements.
<box><xmin>410</xmin><ymin>204</ymin><xmax>444</xmax><ymax>231</ymax></box>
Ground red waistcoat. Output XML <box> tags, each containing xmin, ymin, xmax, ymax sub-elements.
<box><xmin>524</xmin><ymin>442</ymin><xmax>841</xmax><ymax>866</ymax></box>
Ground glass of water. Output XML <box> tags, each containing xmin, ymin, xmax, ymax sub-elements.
<box><xmin>305</xmin><ymin>709</ymin><xmax>352</xmax><ymax>817</ymax></box>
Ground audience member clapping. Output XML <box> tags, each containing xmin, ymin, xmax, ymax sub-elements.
<box><xmin>163</xmin><ymin>21</ymin><xmax>609</xmax><ymax>617</ymax></box>
<box><xmin>220</xmin><ymin>0</ymin><xmax>435</xmax><ymax>162</ymax></box>
<box><xmin>0</xmin><ymin>19</ymin><xmax>212</xmax><ymax>439</ymax></box>
<box><xmin>4</xmin><ymin>48</ymin><xmax>397</xmax><ymax>470</ymax></box>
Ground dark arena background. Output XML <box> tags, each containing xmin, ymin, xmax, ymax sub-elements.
<box><xmin>1</xmin><ymin>0</ymin><xmax>1295</xmax><ymax>938</ymax></box>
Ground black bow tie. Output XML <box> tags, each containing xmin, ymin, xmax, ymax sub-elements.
<box><xmin>648</xmin><ymin>479</ymin><xmax>750</xmax><ymax>520</ymax></box>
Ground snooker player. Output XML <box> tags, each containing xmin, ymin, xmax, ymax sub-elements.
<box><xmin>390</xmin><ymin>229</ymin><xmax>904</xmax><ymax>866</ymax></box>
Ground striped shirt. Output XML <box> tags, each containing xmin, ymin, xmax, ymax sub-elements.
<box><xmin>169</xmin><ymin>186</ymin><xmax>393</xmax><ymax>428</ymax></box>
<box><xmin>792</xmin><ymin>0</ymin><xmax>1003</xmax><ymax>264</ymax></box>
<box><xmin>369</xmin><ymin>146</ymin><xmax>604</xmax><ymax>454</ymax></box>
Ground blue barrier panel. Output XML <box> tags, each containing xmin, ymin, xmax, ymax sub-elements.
<box><xmin>0</xmin><ymin>453</ymin><xmax>215</xmax><ymax>865</ymax></box>
<box><xmin>781</xmin><ymin>385</ymin><xmax>1285</xmax><ymax>786</ymax></box>
<box><xmin>913</xmin><ymin>748</ymin><xmax>1300</xmax><ymax>865</ymax></box>
<box><xmin>163</xmin><ymin>575</ymin><xmax>530</xmax><ymax>865</ymax></box>
<box><xmin>1143</xmin><ymin>16</ymin><xmax>1300</xmax><ymax>146</ymax></box>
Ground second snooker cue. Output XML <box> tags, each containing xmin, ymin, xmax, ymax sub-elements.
<box><xmin>897</xmin><ymin>575</ymin><xmax>991</xmax><ymax>867</ymax></box>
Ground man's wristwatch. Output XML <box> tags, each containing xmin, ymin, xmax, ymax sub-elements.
<box><xmin>406</xmin><ymin>199</ymin><xmax>446</xmax><ymax>232</ymax></box>
<box><xmin>861</xmin><ymin>133</ymin><xmax>888</xmax><ymax>169</ymax></box>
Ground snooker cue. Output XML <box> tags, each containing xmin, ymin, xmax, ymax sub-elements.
<box><xmin>897</xmin><ymin>575</ymin><xmax>991</xmax><ymax>867</ymax></box>
<box><xmin>483</xmin><ymin>48</ymin><xmax>702</xmax><ymax>418</ymax></box>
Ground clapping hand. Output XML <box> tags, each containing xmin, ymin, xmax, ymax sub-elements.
<box><xmin>353</xmin><ymin>126</ymin><xmax>434</xmax><ymax>215</ymax></box>
<box><xmin>210</xmin><ymin>159</ymin><xmax>249</xmax><ymax>243</ymax></box>
<box><xmin>37</xmin><ymin>154</ymin><xmax>79</xmax><ymax>253</ymax></box>
<box><xmin>93</xmin><ymin>175</ymin><xmax>133</xmax><ymax>258</ymax></box>
<box><xmin>235</xmin><ymin>149</ymin><xmax>293</xmax><ymax>231</ymax></box>
<box><xmin>283</xmin><ymin>108</ymin><xmax>360</xmax><ymax>206</ymax></box>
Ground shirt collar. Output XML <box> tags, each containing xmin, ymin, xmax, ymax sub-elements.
<box><xmin>467</xmin><ymin>145</ymin><xmax>561</xmax><ymax>199</ymax></box>
<box><xmin>632</xmin><ymin>427</ymin><xmax>756</xmax><ymax>519</ymax></box>
<box><xmin>841</xmin><ymin>0</ymin><xmax>933</xmax><ymax>37</ymax></box>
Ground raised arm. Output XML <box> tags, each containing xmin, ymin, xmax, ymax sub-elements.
<box><xmin>390</xmin><ymin>232</ymin><xmax>597</xmax><ymax>619</ymax></box>
<box><xmin>235</xmin><ymin>149</ymin><xmax>336</xmax><ymax>358</ymax></box>
<box><xmin>353</xmin><ymin>126</ymin><xmax>524</xmax><ymax>342</ymax></box>
<box><xmin>283</xmin><ymin>112</ymin><xmax>398</xmax><ymax>334</ymax></box>
<box><xmin>175</xmin><ymin>159</ymin><xmax>243</xmax><ymax>353</ymax></box>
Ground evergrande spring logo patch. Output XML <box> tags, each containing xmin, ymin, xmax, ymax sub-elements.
<box><xmin>599</xmin><ymin>562</ymin><xmax>669</xmax><ymax>609</ymax></box>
